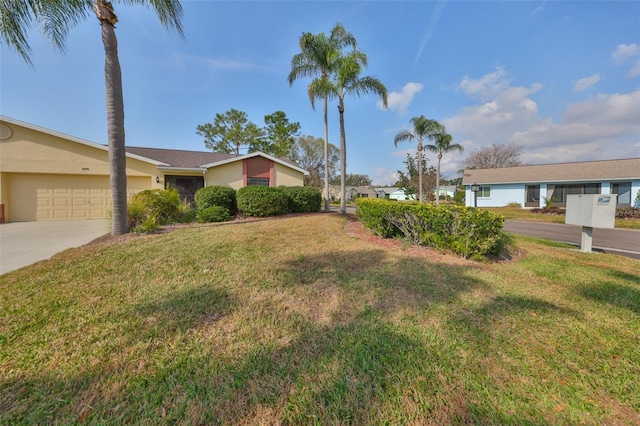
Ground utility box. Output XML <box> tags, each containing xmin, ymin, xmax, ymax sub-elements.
<box><xmin>565</xmin><ymin>194</ymin><xmax>617</xmax><ymax>253</ymax></box>
<box><xmin>565</xmin><ymin>194</ymin><xmax>617</xmax><ymax>228</ymax></box>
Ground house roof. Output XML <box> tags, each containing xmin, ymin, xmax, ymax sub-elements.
<box><xmin>125</xmin><ymin>146</ymin><xmax>235</xmax><ymax>168</ymax></box>
<box><xmin>462</xmin><ymin>158</ymin><xmax>640</xmax><ymax>185</ymax></box>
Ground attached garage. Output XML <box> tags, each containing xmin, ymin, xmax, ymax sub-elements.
<box><xmin>5</xmin><ymin>173</ymin><xmax>150</xmax><ymax>221</ymax></box>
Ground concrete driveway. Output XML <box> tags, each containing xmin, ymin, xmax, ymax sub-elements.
<box><xmin>0</xmin><ymin>219</ymin><xmax>111</xmax><ymax>275</ymax></box>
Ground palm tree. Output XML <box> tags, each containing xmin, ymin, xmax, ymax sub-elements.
<box><xmin>288</xmin><ymin>23</ymin><xmax>356</xmax><ymax>212</ymax></box>
<box><xmin>425</xmin><ymin>130</ymin><xmax>464</xmax><ymax>206</ymax></box>
<box><xmin>310</xmin><ymin>49</ymin><xmax>387</xmax><ymax>214</ymax></box>
<box><xmin>393</xmin><ymin>116</ymin><xmax>444</xmax><ymax>203</ymax></box>
<box><xmin>0</xmin><ymin>0</ymin><xmax>183</xmax><ymax>235</ymax></box>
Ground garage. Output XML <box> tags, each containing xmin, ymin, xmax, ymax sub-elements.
<box><xmin>6</xmin><ymin>173</ymin><xmax>149</xmax><ymax>222</ymax></box>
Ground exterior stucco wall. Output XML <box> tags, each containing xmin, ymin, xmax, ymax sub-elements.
<box><xmin>273</xmin><ymin>163</ymin><xmax>304</xmax><ymax>186</ymax></box>
<box><xmin>466</xmin><ymin>180</ymin><xmax>640</xmax><ymax>208</ymax></box>
<box><xmin>466</xmin><ymin>184</ymin><xmax>525</xmax><ymax>207</ymax></box>
<box><xmin>205</xmin><ymin>162</ymin><xmax>244</xmax><ymax>189</ymax></box>
<box><xmin>0</xmin><ymin>122</ymin><xmax>159</xmax><ymax>178</ymax></box>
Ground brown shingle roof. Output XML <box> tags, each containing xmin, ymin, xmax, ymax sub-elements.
<box><xmin>125</xmin><ymin>147</ymin><xmax>235</xmax><ymax>168</ymax></box>
<box><xmin>462</xmin><ymin>158</ymin><xmax>640</xmax><ymax>185</ymax></box>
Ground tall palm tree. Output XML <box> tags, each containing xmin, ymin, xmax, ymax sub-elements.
<box><xmin>393</xmin><ymin>116</ymin><xmax>444</xmax><ymax>203</ymax></box>
<box><xmin>310</xmin><ymin>49</ymin><xmax>387</xmax><ymax>214</ymax></box>
<box><xmin>426</xmin><ymin>130</ymin><xmax>464</xmax><ymax>206</ymax></box>
<box><xmin>1</xmin><ymin>0</ymin><xmax>183</xmax><ymax>235</ymax></box>
<box><xmin>288</xmin><ymin>23</ymin><xmax>356</xmax><ymax>212</ymax></box>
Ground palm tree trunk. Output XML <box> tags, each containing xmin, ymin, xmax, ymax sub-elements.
<box><xmin>338</xmin><ymin>99</ymin><xmax>346</xmax><ymax>215</ymax></box>
<box><xmin>435</xmin><ymin>154</ymin><xmax>442</xmax><ymax>206</ymax></box>
<box><xmin>95</xmin><ymin>0</ymin><xmax>128</xmax><ymax>235</ymax></box>
<box><xmin>323</xmin><ymin>95</ymin><xmax>330</xmax><ymax>212</ymax></box>
<box><xmin>418</xmin><ymin>146</ymin><xmax>423</xmax><ymax>203</ymax></box>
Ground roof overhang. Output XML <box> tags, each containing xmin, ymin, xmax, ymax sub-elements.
<box><xmin>156</xmin><ymin>166</ymin><xmax>206</xmax><ymax>173</ymax></box>
<box><xmin>199</xmin><ymin>151</ymin><xmax>309</xmax><ymax>175</ymax></box>
<box><xmin>0</xmin><ymin>115</ymin><xmax>169</xmax><ymax>167</ymax></box>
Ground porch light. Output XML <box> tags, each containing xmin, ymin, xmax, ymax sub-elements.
<box><xmin>470</xmin><ymin>183</ymin><xmax>479</xmax><ymax>192</ymax></box>
<box><xmin>156</xmin><ymin>176</ymin><xmax>160</xmax><ymax>183</ymax></box>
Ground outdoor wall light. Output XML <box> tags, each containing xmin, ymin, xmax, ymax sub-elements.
<box><xmin>156</xmin><ymin>176</ymin><xmax>160</xmax><ymax>183</ymax></box>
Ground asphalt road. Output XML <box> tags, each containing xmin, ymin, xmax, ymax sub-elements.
<box><xmin>503</xmin><ymin>220</ymin><xmax>640</xmax><ymax>259</ymax></box>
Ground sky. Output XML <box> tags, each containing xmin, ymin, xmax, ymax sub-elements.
<box><xmin>1</xmin><ymin>0</ymin><xmax>639</xmax><ymax>185</ymax></box>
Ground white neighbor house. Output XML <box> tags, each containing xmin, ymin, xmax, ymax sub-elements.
<box><xmin>462</xmin><ymin>158</ymin><xmax>640</xmax><ymax>208</ymax></box>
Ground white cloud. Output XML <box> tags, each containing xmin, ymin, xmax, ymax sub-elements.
<box><xmin>414</xmin><ymin>0</ymin><xmax>447</xmax><ymax>65</ymax></box>
<box><xmin>530</xmin><ymin>0</ymin><xmax>548</xmax><ymax>18</ymax></box>
<box><xmin>372</xmin><ymin>167</ymin><xmax>399</xmax><ymax>186</ymax></box>
<box><xmin>611</xmin><ymin>43</ymin><xmax>640</xmax><ymax>78</ymax></box>
<box><xmin>611</xmin><ymin>43</ymin><xmax>639</xmax><ymax>63</ymax></box>
<box><xmin>443</xmin><ymin>68</ymin><xmax>640</xmax><ymax>175</ymax></box>
<box><xmin>573</xmin><ymin>73</ymin><xmax>600</xmax><ymax>92</ymax></box>
<box><xmin>377</xmin><ymin>82</ymin><xmax>424</xmax><ymax>114</ymax></box>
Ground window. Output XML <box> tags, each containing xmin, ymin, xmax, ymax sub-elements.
<box><xmin>247</xmin><ymin>177</ymin><xmax>269</xmax><ymax>186</ymax></box>
<box><xmin>547</xmin><ymin>183</ymin><xmax>601</xmax><ymax>206</ymax></box>
<box><xmin>611</xmin><ymin>182</ymin><xmax>631</xmax><ymax>205</ymax></box>
<box><xmin>478</xmin><ymin>186</ymin><xmax>491</xmax><ymax>197</ymax></box>
<box><xmin>525</xmin><ymin>185</ymin><xmax>540</xmax><ymax>207</ymax></box>
<box><xmin>358</xmin><ymin>193</ymin><xmax>369</xmax><ymax>198</ymax></box>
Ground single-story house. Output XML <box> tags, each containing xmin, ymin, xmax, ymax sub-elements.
<box><xmin>462</xmin><ymin>158</ymin><xmax>640</xmax><ymax>208</ymax></box>
<box><xmin>375</xmin><ymin>187</ymin><xmax>415</xmax><ymax>201</ymax></box>
<box><xmin>0</xmin><ymin>116</ymin><xmax>308</xmax><ymax>222</ymax></box>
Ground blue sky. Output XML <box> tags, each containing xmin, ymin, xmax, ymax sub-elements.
<box><xmin>1</xmin><ymin>0</ymin><xmax>639</xmax><ymax>185</ymax></box>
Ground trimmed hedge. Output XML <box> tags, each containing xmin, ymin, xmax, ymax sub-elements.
<box><xmin>194</xmin><ymin>185</ymin><xmax>237</xmax><ymax>214</ymax></box>
<box><xmin>237</xmin><ymin>186</ymin><xmax>290</xmax><ymax>217</ymax></box>
<box><xmin>280</xmin><ymin>186</ymin><xmax>322</xmax><ymax>213</ymax></box>
<box><xmin>197</xmin><ymin>206</ymin><xmax>232</xmax><ymax>223</ymax></box>
<box><xmin>356</xmin><ymin>198</ymin><xmax>506</xmax><ymax>260</ymax></box>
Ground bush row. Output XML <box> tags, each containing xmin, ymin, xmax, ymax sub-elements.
<box><xmin>356</xmin><ymin>198</ymin><xmax>507</xmax><ymax>260</ymax></box>
<box><xmin>236</xmin><ymin>186</ymin><xmax>322</xmax><ymax>217</ymax></box>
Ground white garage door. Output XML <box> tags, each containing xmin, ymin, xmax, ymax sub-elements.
<box><xmin>8</xmin><ymin>173</ymin><xmax>149</xmax><ymax>222</ymax></box>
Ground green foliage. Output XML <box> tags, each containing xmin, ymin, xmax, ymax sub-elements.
<box><xmin>197</xmin><ymin>206</ymin><xmax>232</xmax><ymax>223</ymax></box>
<box><xmin>329</xmin><ymin>173</ymin><xmax>372</xmax><ymax>186</ymax></box>
<box><xmin>174</xmin><ymin>200</ymin><xmax>196</xmax><ymax>223</ymax></box>
<box><xmin>257</xmin><ymin>111</ymin><xmax>301</xmax><ymax>157</ymax></box>
<box><xmin>194</xmin><ymin>185</ymin><xmax>237</xmax><ymax>214</ymax></box>
<box><xmin>280</xmin><ymin>186</ymin><xmax>322</xmax><ymax>213</ymax></box>
<box><xmin>356</xmin><ymin>198</ymin><xmax>506</xmax><ymax>259</ymax></box>
<box><xmin>128</xmin><ymin>188</ymin><xmax>181</xmax><ymax>231</ymax></box>
<box><xmin>453</xmin><ymin>189</ymin><xmax>465</xmax><ymax>205</ymax></box>
<box><xmin>634</xmin><ymin>189</ymin><xmax>640</xmax><ymax>208</ymax></box>
<box><xmin>237</xmin><ymin>186</ymin><xmax>290</xmax><ymax>217</ymax></box>
<box><xmin>196</xmin><ymin>108</ymin><xmax>264</xmax><ymax>155</ymax></box>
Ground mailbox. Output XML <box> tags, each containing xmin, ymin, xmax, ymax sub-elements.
<box><xmin>565</xmin><ymin>194</ymin><xmax>617</xmax><ymax>253</ymax></box>
<box><xmin>565</xmin><ymin>194</ymin><xmax>617</xmax><ymax>228</ymax></box>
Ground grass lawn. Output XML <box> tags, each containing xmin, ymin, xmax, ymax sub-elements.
<box><xmin>482</xmin><ymin>206</ymin><xmax>640</xmax><ymax>230</ymax></box>
<box><xmin>1</xmin><ymin>214</ymin><xmax>639</xmax><ymax>424</ymax></box>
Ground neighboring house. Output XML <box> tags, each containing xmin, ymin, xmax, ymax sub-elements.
<box><xmin>375</xmin><ymin>187</ymin><xmax>415</xmax><ymax>201</ymax></box>
<box><xmin>0</xmin><ymin>116</ymin><xmax>307</xmax><ymax>222</ymax></box>
<box><xmin>353</xmin><ymin>186</ymin><xmax>378</xmax><ymax>198</ymax></box>
<box><xmin>462</xmin><ymin>158</ymin><xmax>640</xmax><ymax>208</ymax></box>
<box><xmin>436</xmin><ymin>185</ymin><xmax>457</xmax><ymax>199</ymax></box>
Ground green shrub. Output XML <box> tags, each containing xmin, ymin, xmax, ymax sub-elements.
<box><xmin>127</xmin><ymin>197</ymin><xmax>148</xmax><ymax>230</ymax></box>
<box><xmin>197</xmin><ymin>206</ymin><xmax>232</xmax><ymax>223</ymax></box>
<box><xmin>356</xmin><ymin>198</ymin><xmax>506</xmax><ymax>260</ymax></box>
<box><xmin>280</xmin><ymin>186</ymin><xmax>322</xmax><ymax>213</ymax></box>
<box><xmin>453</xmin><ymin>190</ymin><xmax>465</xmax><ymax>205</ymax></box>
<box><xmin>174</xmin><ymin>200</ymin><xmax>196</xmax><ymax>223</ymax></box>
<box><xmin>129</xmin><ymin>188</ymin><xmax>180</xmax><ymax>226</ymax></box>
<box><xmin>237</xmin><ymin>186</ymin><xmax>290</xmax><ymax>217</ymax></box>
<box><xmin>194</xmin><ymin>186</ymin><xmax>237</xmax><ymax>214</ymax></box>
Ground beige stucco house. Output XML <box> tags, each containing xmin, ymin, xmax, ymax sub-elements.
<box><xmin>0</xmin><ymin>116</ymin><xmax>307</xmax><ymax>222</ymax></box>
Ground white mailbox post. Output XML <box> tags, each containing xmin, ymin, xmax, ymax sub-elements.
<box><xmin>565</xmin><ymin>194</ymin><xmax>617</xmax><ymax>253</ymax></box>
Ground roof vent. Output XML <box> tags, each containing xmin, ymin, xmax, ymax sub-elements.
<box><xmin>0</xmin><ymin>123</ymin><xmax>12</xmax><ymax>140</ymax></box>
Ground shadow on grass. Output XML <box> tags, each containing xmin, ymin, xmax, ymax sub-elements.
<box><xmin>579</xmin><ymin>281</ymin><xmax>640</xmax><ymax>316</ymax></box>
<box><xmin>134</xmin><ymin>285</ymin><xmax>236</xmax><ymax>334</ymax></box>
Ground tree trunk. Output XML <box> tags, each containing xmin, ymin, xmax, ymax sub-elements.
<box><xmin>338</xmin><ymin>99</ymin><xmax>346</xmax><ymax>215</ymax></box>
<box><xmin>417</xmin><ymin>141</ymin><xmax>423</xmax><ymax>203</ymax></box>
<box><xmin>435</xmin><ymin>153</ymin><xmax>442</xmax><ymax>206</ymax></box>
<box><xmin>323</xmin><ymin>95</ymin><xmax>330</xmax><ymax>211</ymax></box>
<box><xmin>95</xmin><ymin>0</ymin><xmax>128</xmax><ymax>235</ymax></box>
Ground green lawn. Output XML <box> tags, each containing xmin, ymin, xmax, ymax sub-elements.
<box><xmin>1</xmin><ymin>214</ymin><xmax>639</xmax><ymax>424</ymax></box>
<box><xmin>482</xmin><ymin>206</ymin><xmax>640</xmax><ymax>229</ymax></box>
